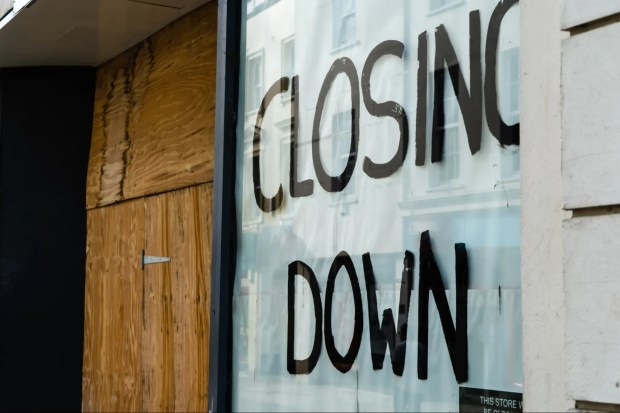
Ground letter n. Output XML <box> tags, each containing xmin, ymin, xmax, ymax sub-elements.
<box><xmin>431</xmin><ymin>11</ymin><xmax>482</xmax><ymax>162</ymax></box>
<box><xmin>417</xmin><ymin>230</ymin><xmax>469</xmax><ymax>383</ymax></box>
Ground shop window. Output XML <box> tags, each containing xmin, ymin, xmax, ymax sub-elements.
<box><xmin>429</xmin><ymin>0</ymin><xmax>463</xmax><ymax>14</ymax></box>
<box><xmin>430</xmin><ymin>74</ymin><xmax>460</xmax><ymax>188</ymax></box>
<box><xmin>246</xmin><ymin>51</ymin><xmax>263</xmax><ymax>112</ymax></box>
<box><xmin>232</xmin><ymin>1</ymin><xmax>523</xmax><ymax>409</ymax></box>
<box><xmin>332</xmin><ymin>0</ymin><xmax>356</xmax><ymax>50</ymax></box>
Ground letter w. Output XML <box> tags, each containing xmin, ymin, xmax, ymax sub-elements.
<box><xmin>362</xmin><ymin>251</ymin><xmax>414</xmax><ymax>376</ymax></box>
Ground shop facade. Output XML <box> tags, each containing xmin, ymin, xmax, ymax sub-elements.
<box><xmin>0</xmin><ymin>0</ymin><xmax>619</xmax><ymax>412</ymax></box>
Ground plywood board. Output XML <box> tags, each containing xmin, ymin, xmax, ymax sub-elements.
<box><xmin>143</xmin><ymin>184</ymin><xmax>212</xmax><ymax>412</ymax></box>
<box><xmin>86</xmin><ymin>2</ymin><xmax>217</xmax><ymax>209</ymax></box>
<box><xmin>82</xmin><ymin>198</ymin><xmax>146</xmax><ymax>412</ymax></box>
<box><xmin>83</xmin><ymin>184</ymin><xmax>212</xmax><ymax>412</ymax></box>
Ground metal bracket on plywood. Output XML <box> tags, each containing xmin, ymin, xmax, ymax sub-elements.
<box><xmin>141</xmin><ymin>249</ymin><xmax>171</xmax><ymax>269</ymax></box>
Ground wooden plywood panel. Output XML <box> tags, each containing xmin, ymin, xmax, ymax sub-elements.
<box><xmin>143</xmin><ymin>184</ymin><xmax>212</xmax><ymax>412</ymax></box>
<box><xmin>86</xmin><ymin>2</ymin><xmax>217</xmax><ymax>209</ymax></box>
<box><xmin>82</xmin><ymin>198</ymin><xmax>146</xmax><ymax>412</ymax></box>
<box><xmin>83</xmin><ymin>183</ymin><xmax>212</xmax><ymax>411</ymax></box>
<box><xmin>142</xmin><ymin>191</ymin><xmax>176</xmax><ymax>412</ymax></box>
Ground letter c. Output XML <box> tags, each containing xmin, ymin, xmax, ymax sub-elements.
<box><xmin>253</xmin><ymin>77</ymin><xmax>288</xmax><ymax>212</ymax></box>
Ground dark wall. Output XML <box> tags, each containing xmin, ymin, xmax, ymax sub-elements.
<box><xmin>0</xmin><ymin>67</ymin><xmax>94</xmax><ymax>412</ymax></box>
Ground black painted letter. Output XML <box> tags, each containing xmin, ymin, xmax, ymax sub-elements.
<box><xmin>312</xmin><ymin>58</ymin><xmax>360</xmax><ymax>192</ymax></box>
<box><xmin>324</xmin><ymin>251</ymin><xmax>364</xmax><ymax>373</ymax></box>
<box><xmin>290</xmin><ymin>75</ymin><xmax>314</xmax><ymax>197</ymax></box>
<box><xmin>287</xmin><ymin>260</ymin><xmax>323</xmax><ymax>375</ymax></box>
<box><xmin>431</xmin><ymin>11</ymin><xmax>482</xmax><ymax>162</ymax></box>
<box><xmin>363</xmin><ymin>251</ymin><xmax>414</xmax><ymax>376</ymax></box>
<box><xmin>361</xmin><ymin>41</ymin><xmax>409</xmax><ymax>179</ymax></box>
<box><xmin>253</xmin><ymin>77</ymin><xmax>288</xmax><ymax>212</ymax></box>
<box><xmin>485</xmin><ymin>0</ymin><xmax>519</xmax><ymax>146</ymax></box>
<box><xmin>416</xmin><ymin>31</ymin><xmax>428</xmax><ymax>166</ymax></box>
<box><xmin>417</xmin><ymin>231</ymin><xmax>469</xmax><ymax>383</ymax></box>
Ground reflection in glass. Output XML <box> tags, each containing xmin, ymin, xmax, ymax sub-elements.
<box><xmin>332</xmin><ymin>0</ymin><xmax>356</xmax><ymax>49</ymax></box>
<box><xmin>430</xmin><ymin>73</ymin><xmax>460</xmax><ymax>187</ymax></box>
<box><xmin>246</xmin><ymin>52</ymin><xmax>263</xmax><ymax>111</ymax></box>
<box><xmin>233</xmin><ymin>1</ymin><xmax>521</xmax><ymax>411</ymax></box>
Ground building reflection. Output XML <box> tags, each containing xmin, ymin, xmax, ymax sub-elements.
<box><xmin>235</xmin><ymin>0</ymin><xmax>520</xmax><ymax>411</ymax></box>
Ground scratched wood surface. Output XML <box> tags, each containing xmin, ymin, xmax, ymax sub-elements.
<box><xmin>143</xmin><ymin>184</ymin><xmax>212</xmax><ymax>412</ymax></box>
<box><xmin>86</xmin><ymin>1</ymin><xmax>217</xmax><ymax>209</ymax></box>
<box><xmin>83</xmin><ymin>184</ymin><xmax>212</xmax><ymax>412</ymax></box>
<box><xmin>82</xmin><ymin>198</ymin><xmax>146</xmax><ymax>412</ymax></box>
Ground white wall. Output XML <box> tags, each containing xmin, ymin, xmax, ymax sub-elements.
<box><xmin>520</xmin><ymin>0</ymin><xmax>572</xmax><ymax>411</ymax></box>
<box><xmin>561</xmin><ymin>0</ymin><xmax>620</xmax><ymax>408</ymax></box>
<box><xmin>523</xmin><ymin>0</ymin><xmax>620</xmax><ymax>410</ymax></box>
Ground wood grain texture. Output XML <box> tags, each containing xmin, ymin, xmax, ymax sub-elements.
<box><xmin>143</xmin><ymin>184</ymin><xmax>212</xmax><ymax>412</ymax></box>
<box><xmin>82</xmin><ymin>198</ymin><xmax>146</xmax><ymax>412</ymax></box>
<box><xmin>83</xmin><ymin>184</ymin><xmax>212</xmax><ymax>412</ymax></box>
<box><xmin>86</xmin><ymin>1</ymin><xmax>217</xmax><ymax>209</ymax></box>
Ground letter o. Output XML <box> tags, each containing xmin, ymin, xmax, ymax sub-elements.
<box><xmin>324</xmin><ymin>251</ymin><xmax>363</xmax><ymax>373</ymax></box>
<box><xmin>312</xmin><ymin>58</ymin><xmax>360</xmax><ymax>192</ymax></box>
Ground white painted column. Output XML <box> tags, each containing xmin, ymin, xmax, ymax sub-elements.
<box><xmin>523</xmin><ymin>0</ymin><xmax>620</xmax><ymax>410</ymax></box>
<box><xmin>560</xmin><ymin>0</ymin><xmax>620</xmax><ymax>408</ymax></box>
<box><xmin>520</xmin><ymin>1</ymin><xmax>572</xmax><ymax>411</ymax></box>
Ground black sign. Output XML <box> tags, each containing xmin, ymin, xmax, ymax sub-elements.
<box><xmin>459</xmin><ymin>387</ymin><xmax>522</xmax><ymax>413</ymax></box>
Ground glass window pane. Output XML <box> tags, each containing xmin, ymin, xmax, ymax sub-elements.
<box><xmin>233</xmin><ymin>2</ymin><xmax>521</xmax><ymax>411</ymax></box>
<box><xmin>282</xmin><ymin>38</ymin><xmax>295</xmax><ymax>77</ymax></box>
<box><xmin>333</xmin><ymin>0</ymin><xmax>356</xmax><ymax>48</ymax></box>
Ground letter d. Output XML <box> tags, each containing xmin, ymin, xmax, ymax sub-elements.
<box><xmin>287</xmin><ymin>261</ymin><xmax>323</xmax><ymax>374</ymax></box>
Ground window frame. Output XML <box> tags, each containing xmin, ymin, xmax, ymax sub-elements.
<box><xmin>245</xmin><ymin>50</ymin><xmax>264</xmax><ymax>114</ymax></box>
<box><xmin>280</xmin><ymin>36</ymin><xmax>295</xmax><ymax>102</ymax></box>
<box><xmin>208</xmin><ymin>0</ymin><xmax>242</xmax><ymax>411</ymax></box>
<box><xmin>429</xmin><ymin>71</ymin><xmax>462</xmax><ymax>190</ymax></box>
<box><xmin>428</xmin><ymin>0</ymin><xmax>464</xmax><ymax>16</ymax></box>
<box><xmin>332</xmin><ymin>0</ymin><xmax>357</xmax><ymax>51</ymax></box>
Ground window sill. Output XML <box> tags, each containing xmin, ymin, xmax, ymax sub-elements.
<box><xmin>331</xmin><ymin>196</ymin><xmax>358</xmax><ymax>215</ymax></box>
<box><xmin>331</xmin><ymin>40</ymin><xmax>360</xmax><ymax>55</ymax></box>
<box><xmin>426</xmin><ymin>181</ymin><xmax>465</xmax><ymax>193</ymax></box>
<box><xmin>496</xmin><ymin>175</ymin><xmax>520</xmax><ymax>186</ymax></box>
